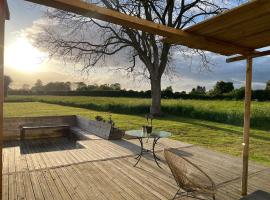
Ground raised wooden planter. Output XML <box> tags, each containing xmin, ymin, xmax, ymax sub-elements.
<box><xmin>3</xmin><ymin>115</ymin><xmax>124</xmax><ymax>141</ymax></box>
<box><xmin>109</xmin><ymin>127</ymin><xmax>125</xmax><ymax>140</ymax></box>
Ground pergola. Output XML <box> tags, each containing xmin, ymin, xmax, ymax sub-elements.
<box><xmin>1</xmin><ymin>0</ymin><xmax>270</xmax><ymax>198</ymax></box>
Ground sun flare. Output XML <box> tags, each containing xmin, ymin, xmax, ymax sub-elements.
<box><xmin>5</xmin><ymin>37</ymin><xmax>47</xmax><ymax>73</ymax></box>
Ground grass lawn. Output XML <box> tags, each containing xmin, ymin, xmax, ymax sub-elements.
<box><xmin>4</xmin><ymin>102</ymin><xmax>270</xmax><ymax>167</ymax></box>
<box><xmin>6</xmin><ymin>95</ymin><xmax>270</xmax><ymax>130</ymax></box>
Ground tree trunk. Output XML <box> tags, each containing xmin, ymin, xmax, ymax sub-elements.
<box><xmin>150</xmin><ymin>76</ymin><xmax>162</xmax><ymax>116</ymax></box>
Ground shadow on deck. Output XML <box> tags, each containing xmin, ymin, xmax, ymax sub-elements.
<box><xmin>19</xmin><ymin>138</ymin><xmax>85</xmax><ymax>154</ymax></box>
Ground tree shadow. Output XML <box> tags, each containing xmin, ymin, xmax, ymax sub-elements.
<box><xmin>240</xmin><ymin>190</ymin><xmax>270</xmax><ymax>200</ymax></box>
<box><xmin>20</xmin><ymin>137</ymin><xmax>85</xmax><ymax>154</ymax></box>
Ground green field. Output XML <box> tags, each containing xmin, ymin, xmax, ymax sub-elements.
<box><xmin>6</xmin><ymin>95</ymin><xmax>270</xmax><ymax>130</ymax></box>
<box><xmin>4</xmin><ymin>101</ymin><xmax>270</xmax><ymax>166</ymax></box>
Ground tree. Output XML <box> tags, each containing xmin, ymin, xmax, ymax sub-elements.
<box><xmin>99</xmin><ymin>84</ymin><xmax>111</xmax><ymax>91</ymax></box>
<box><xmin>32</xmin><ymin>79</ymin><xmax>44</xmax><ymax>92</ymax></box>
<box><xmin>266</xmin><ymin>80</ymin><xmax>270</xmax><ymax>90</ymax></box>
<box><xmin>190</xmin><ymin>86</ymin><xmax>206</xmax><ymax>95</ymax></box>
<box><xmin>4</xmin><ymin>75</ymin><xmax>12</xmax><ymax>97</ymax></box>
<box><xmin>76</xmin><ymin>82</ymin><xmax>87</xmax><ymax>90</ymax></box>
<box><xmin>110</xmin><ymin>83</ymin><xmax>121</xmax><ymax>90</ymax></box>
<box><xmin>22</xmin><ymin>84</ymin><xmax>30</xmax><ymax>91</ymax></box>
<box><xmin>211</xmin><ymin>81</ymin><xmax>234</xmax><ymax>95</ymax></box>
<box><xmin>164</xmin><ymin>86</ymin><xmax>173</xmax><ymax>93</ymax></box>
<box><xmin>33</xmin><ymin>1</ymin><xmax>229</xmax><ymax>115</ymax></box>
<box><xmin>43</xmin><ymin>82</ymin><xmax>71</xmax><ymax>92</ymax></box>
<box><xmin>162</xmin><ymin>86</ymin><xmax>174</xmax><ymax>98</ymax></box>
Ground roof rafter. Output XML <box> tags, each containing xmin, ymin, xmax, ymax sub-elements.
<box><xmin>25</xmin><ymin>0</ymin><xmax>254</xmax><ymax>56</ymax></box>
<box><xmin>226</xmin><ymin>49</ymin><xmax>270</xmax><ymax>63</ymax></box>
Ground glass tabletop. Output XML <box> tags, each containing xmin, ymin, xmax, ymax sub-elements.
<box><xmin>125</xmin><ymin>129</ymin><xmax>171</xmax><ymax>138</ymax></box>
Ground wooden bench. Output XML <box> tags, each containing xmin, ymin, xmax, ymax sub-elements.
<box><xmin>20</xmin><ymin>125</ymin><xmax>70</xmax><ymax>140</ymax></box>
<box><xmin>76</xmin><ymin>116</ymin><xmax>124</xmax><ymax>140</ymax></box>
<box><xmin>70</xmin><ymin>127</ymin><xmax>102</xmax><ymax>140</ymax></box>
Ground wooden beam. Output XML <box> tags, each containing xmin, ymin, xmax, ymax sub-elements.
<box><xmin>4</xmin><ymin>0</ymin><xmax>9</xmax><ymax>20</ymax></box>
<box><xmin>226</xmin><ymin>49</ymin><xmax>270</xmax><ymax>63</ymax></box>
<box><xmin>241</xmin><ymin>57</ymin><xmax>253</xmax><ymax>196</ymax></box>
<box><xmin>25</xmin><ymin>0</ymin><xmax>254</xmax><ymax>56</ymax></box>
<box><xmin>0</xmin><ymin>0</ymin><xmax>5</xmax><ymax>199</ymax></box>
<box><xmin>163</xmin><ymin>36</ymin><xmax>253</xmax><ymax>56</ymax></box>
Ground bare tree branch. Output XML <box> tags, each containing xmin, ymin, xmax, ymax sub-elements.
<box><xmin>30</xmin><ymin>0</ymin><xmax>245</xmax><ymax>115</ymax></box>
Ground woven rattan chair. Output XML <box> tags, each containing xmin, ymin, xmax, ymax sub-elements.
<box><xmin>164</xmin><ymin>148</ymin><xmax>216</xmax><ymax>200</ymax></box>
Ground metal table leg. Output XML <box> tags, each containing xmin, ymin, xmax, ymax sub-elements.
<box><xmin>134</xmin><ymin>136</ymin><xmax>162</xmax><ymax>168</ymax></box>
<box><xmin>152</xmin><ymin>137</ymin><xmax>162</xmax><ymax>168</ymax></box>
<box><xmin>134</xmin><ymin>137</ymin><xmax>143</xmax><ymax>167</ymax></box>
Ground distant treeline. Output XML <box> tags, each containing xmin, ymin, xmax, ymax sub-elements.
<box><xmin>9</xmin><ymin>88</ymin><xmax>270</xmax><ymax>101</ymax></box>
<box><xmin>7</xmin><ymin>79</ymin><xmax>270</xmax><ymax>101</ymax></box>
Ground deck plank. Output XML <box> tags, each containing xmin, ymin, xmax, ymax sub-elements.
<box><xmin>2</xmin><ymin>138</ymin><xmax>270</xmax><ymax>200</ymax></box>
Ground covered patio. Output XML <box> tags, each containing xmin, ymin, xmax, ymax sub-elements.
<box><xmin>1</xmin><ymin>0</ymin><xmax>270</xmax><ymax>199</ymax></box>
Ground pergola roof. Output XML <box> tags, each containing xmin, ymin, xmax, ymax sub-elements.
<box><xmin>184</xmin><ymin>0</ymin><xmax>270</xmax><ymax>55</ymax></box>
<box><xmin>26</xmin><ymin>0</ymin><xmax>270</xmax><ymax>57</ymax></box>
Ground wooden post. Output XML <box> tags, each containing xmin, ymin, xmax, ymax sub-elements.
<box><xmin>0</xmin><ymin>1</ymin><xmax>6</xmax><ymax>199</ymax></box>
<box><xmin>241</xmin><ymin>57</ymin><xmax>253</xmax><ymax>196</ymax></box>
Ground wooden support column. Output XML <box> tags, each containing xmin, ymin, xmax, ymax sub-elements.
<box><xmin>241</xmin><ymin>57</ymin><xmax>253</xmax><ymax>196</ymax></box>
<box><xmin>0</xmin><ymin>0</ymin><xmax>6</xmax><ymax>199</ymax></box>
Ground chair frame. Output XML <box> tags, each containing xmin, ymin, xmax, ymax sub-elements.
<box><xmin>164</xmin><ymin>148</ymin><xmax>216</xmax><ymax>200</ymax></box>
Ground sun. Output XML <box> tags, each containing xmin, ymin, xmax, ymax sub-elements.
<box><xmin>5</xmin><ymin>37</ymin><xmax>47</xmax><ymax>73</ymax></box>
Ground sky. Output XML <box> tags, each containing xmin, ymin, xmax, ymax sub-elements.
<box><xmin>4</xmin><ymin>0</ymin><xmax>270</xmax><ymax>92</ymax></box>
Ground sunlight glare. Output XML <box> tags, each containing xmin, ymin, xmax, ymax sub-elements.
<box><xmin>5</xmin><ymin>37</ymin><xmax>47</xmax><ymax>73</ymax></box>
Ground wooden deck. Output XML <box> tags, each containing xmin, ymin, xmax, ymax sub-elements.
<box><xmin>2</xmin><ymin>137</ymin><xmax>270</xmax><ymax>200</ymax></box>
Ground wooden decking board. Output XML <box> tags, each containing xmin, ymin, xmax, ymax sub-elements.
<box><xmin>8</xmin><ymin>174</ymin><xmax>15</xmax><ymax>200</ymax></box>
<box><xmin>93</xmin><ymin>161</ymin><xmax>142</xmax><ymax>200</ymax></box>
<box><xmin>22</xmin><ymin>141</ymin><xmax>36</xmax><ymax>171</ymax></box>
<box><xmin>72</xmin><ymin>164</ymin><xmax>108</xmax><ymax>200</ymax></box>
<box><xmin>172</xmin><ymin>145</ymin><xmax>266</xmax><ymax>180</ymax></box>
<box><xmin>28</xmin><ymin>171</ymin><xmax>45</xmax><ymax>200</ymax></box>
<box><xmin>27</xmin><ymin>141</ymin><xmax>56</xmax><ymax>200</ymax></box>
<box><xmin>53</xmin><ymin>167</ymin><xmax>82</xmax><ymax>200</ymax></box>
<box><xmin>67</xmin><ymin>165</ymin><xmax>98</xmax><ymax>200</ymax></box>
<box><xmin>58</xmin><ymin>167</ymin><xmax>87</xmax><ymax>199</ymax></box>
<box><xmin>55</xmin><ymin>139</ymin><xmax>80</xmax><ymax>165</ymax></box>
<box><xmin>117</xmin><ymin>158</ymin><xmax>177</xmax><ymax>196</ymax></box>
<box><xmin>15</xmin><ymin>172</ymin><xmax>26</xmax><ymax>200</ymax></box>
<box><xmin>49</xmin><ymin>169</ymin><xmax>73</xmax><ymax>200</ymax></box>
<box><xmin>2</xmin><ymin>138</ymin><xmax>270</xmax><ymax>200</ymax></box>
<box><xmin>110</xmin><ymin>159</ymin><xmax>170</xmax><ymax>200</ymax></box>
<box><xmin>80</xmin><ymin>162</ymin><xmax>118</xmax><ymax>200</ymax></box>
<box><xmin>187</xmin><ymin>145</ymin><xmax>266</xmax><ymax>171</ymax></box>
<box><xmin>2</xmin><ymin>175</ymin><xmax>8</xmax><ymax>200</ymax></box>
<box><xmin>9</xmin><ymin>142</ymin><xmax>15</xmax><ymax>174</ymax></box>
<box><xmin>94</xmin><ymin>161</ymin><xmax>155</xmax><ymax>200</ymax></box>
<box><xmin>23</xmin><ymin>172</ymin><xmax>36</xmax><ymax>200</ymax></box>
<box><xmin>125</xmin><ymin>155</ymin><xmax>177</xmax><ymax>188</ymax></box>
<box><xmin>43</xmin><ymin>169</ymin><xmax>64</xmax><ymax>200</ymax></box>
<box><xmin>70</xmin><ymin>164</ymin><xmax>107</xmax><ymax>200</ymax></box>
<box><xmin>86</xmin><ymin>163</ymin><xmax>128</xmax><ymax>200</ymax></box>
<box><xmin>36</xmin><ymin>170</ymin><xmax>55</xmax><ymax>200</ymax></box>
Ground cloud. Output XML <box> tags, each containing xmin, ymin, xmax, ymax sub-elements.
<box><xmin>7</xmin><ymin>0</ymin><xmax>269</xmax><ymax>92</ymax></box>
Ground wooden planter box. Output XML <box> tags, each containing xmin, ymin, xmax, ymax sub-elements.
<box><xmin>109</xmin><ymin>127</ymin><xmax>125</xmax><ymax>140</ymax></box>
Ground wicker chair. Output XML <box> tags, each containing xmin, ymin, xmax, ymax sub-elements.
<box><xmin>164</xmin><ymin>148</ymin><xmax>216</xmax><ymax>200</ymax></box>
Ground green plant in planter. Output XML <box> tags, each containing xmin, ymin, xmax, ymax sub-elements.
<box><xmin>108</xmin><ymin>113</ymin><xmax>115</xmax><ymax>128</ymax></box>
<box><xmin>95</xmin><ymin>115</ymin><xmax>105</xmax><ymax>122</ymax></box>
